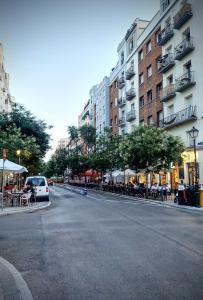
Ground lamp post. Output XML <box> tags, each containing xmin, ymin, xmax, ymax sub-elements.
<box><xmin>16</xmin><ymin>150</ymin><xmax>21</xmax><ymax>190</ymax></box>
<box><xmin>188</xmin><ymin>126</ymin><xmax>199</xmax><ymax>187</ymax></box>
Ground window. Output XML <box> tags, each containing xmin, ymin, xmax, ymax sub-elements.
<box><xmin>157</xmin><ymin>111</ymin><xmax>163</xmax><ymax>127</ymax></box>
<box><xmin>139</xmin><ymin>73</ymin><xmax>144</xmax><ymax>85</ymax></box>
<box><xmin>131</xmin><ymin>103</ymin><xmax>135</xmax><ymax>110</ymax></box>
<box><xmin>147</xmin><ymin>115</ymin><xmax>153</xmax><ymax>125</ymax></box>
<box><xmin>138</xmin><ymin>49</ymin><xmax>143</xmax><ymax>62</ymax></box>
<box><xmin>156</xmin><ymin>55</ymin><xmax>161</xmax><ymax>71</ymax></box>
<box><xmin>147</xmin><ymin>90</ymin><xmax>153</xmax><ymax>103</ymax></box>
<box><xmin>110</xmin><ymin>102</ymin><xmax>113</xmax><ymax>110</ymax></box>
<box><xmin>167</xmin><ymin>75</ymin><xmax>173</xmax><ymax>84</ymax></box>
<box><xmin>114</xmin><ymin>116</ymin><xmax>118</xmax><ymax>125</ymax></box>
<box><xmin>115</xmin><ymin>80</ymin><xmax>118</xmax><ymax>88</ymax></box>
<box><xmin>110</xmin><ymin>119</ymin><xmax>113</xmax><ymax>126</ymax></box>
<box><xmin>131</xmin><ymin>81</ymin><xmax>134</xmax><ymax>88</ymax></box>
<box><xmin>147</xmin><ymin>65</ymin><xmax>152</xmax><ymax>78</ymax></box>
<box><xmin>155</xmin><ymin>29</ymin><xmax>161</xmax><ymax>45</ymax></box>
<box><xmin>146</xmin><ymin>40</ymin><xmax>152</xmax><ymax>53</ymax></box>
<box><xmin>156</xmin><ymin>82</ymin><xmax>162</xmax><ymax>98</ymax></box>
<box><xmin>129</xmin><ymin>37</ymin><xmax>134</xmax><ymax>53</ymax></box>
<box><xmin>114</xmin><ymin>98</ymin><xmax>118</xmax><ymax>106</ymax></box>
<box><xmin>161</xmin><ymin>0</ymin><xmax>170</xmax><ymax>12</ymax></box>
<box><xmin>167</xmin><ymin>104</ymin><xmax>174</xmax><ymax>116</ymax></box>
<box><xmin>140</xmin><ymin>120</ymin><xmax>145</xmax><ymax>126</ymax></box>
<box><xmin>121</xmin><ymin>51</ymin><xmax>124</xmax><ymax>65</ymax></box>
<box><xmin>139</xmin><ymin>96</ymin><xmax>144</xmax><ymax>108</ymax></box>
<box><xmin>130</xmin><ymin>60</ymin><xmax>134</xmax><ymax>67</ymax></box>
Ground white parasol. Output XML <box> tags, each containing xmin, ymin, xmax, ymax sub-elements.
<box><xmin>0</xmin><ymin>159</ymin><xmax>28</xmax><ymax>173</ymax></box>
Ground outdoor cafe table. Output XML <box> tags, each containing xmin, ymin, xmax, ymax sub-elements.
<box><xmin>10</xmin><ymin>191</ymin><xmax>24</xmax><ymax>206</ymax></box>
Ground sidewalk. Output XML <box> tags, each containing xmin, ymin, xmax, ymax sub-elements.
<box><xmin>0</xmin><ymin>201</ymin><xmax>51</xmax><ymax>216</ymax></box>
<box><xmin>58</xmin><ymin>183</ymin><xmax>203</xmax><ymax>212</ymax></box>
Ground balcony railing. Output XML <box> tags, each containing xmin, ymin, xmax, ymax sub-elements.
<box><xmin>158</xmin><ymin>53</ymin><xmax>175</xmax><ymax>73</ymax></box>
<box><xmin>158</xmin><ymin>24</ymin><xmax>174</xmax><ymax>46</ymax></box>
<box><xmin>175</xmin><ymin>37</ymin><xmax>194</xmax><ymax>60</ymax></box>
<box><xmin>174</xmin><ymin>3</ymin><xmax>193</xmax><ymax>30</ymax></box>
<box><xmin>160</xmin><ymin>84</ymin><xmax>176</xmax><ymax>102</ymax></box>
<box><xmin>118</xmin><ymin>117</ymin><xmax>126</xmax><ymax>127</ymax></box>
<box><xmin>159</xmin><ymin>106</ymin><xmax>197</xmax><ymax>129</ymax></box>
<box><xmin>118</xmin><ymin>97</ymin><xmax>126</xmax><ymax>108</ymax></box>
<box><xmin>125</xmin><ymin>66</ymin><xmax>135</xmax><ymax>80</ymax></box>
<box><xmin>175</xmin><ymin>71</ymin><xmax>196</xmax><ymax>92</ymax></box>
<box><xmin>118</xmin><ymin>77</ymin><xmax>125</xmax><ymax>89</ymax></box>
<box><xmin>126</xmin><ymin>88</ymin><xmax>136</xmax><ymax>100</ymax></box>
<box><xmin>126</xmin><ymin>110</ymin><xmax>136</xmax><ymax>122</ymax></box>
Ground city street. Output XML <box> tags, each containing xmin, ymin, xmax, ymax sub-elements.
<box><xmin>0</xmin><ymin>185</ymin><xmax>203</xmax><ymax>300</ymax></box>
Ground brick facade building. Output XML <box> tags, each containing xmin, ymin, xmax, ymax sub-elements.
<box><xmin>138</xmin><ymin>27</ymin><xmax>163</xmax><ymax>127</ymax></box>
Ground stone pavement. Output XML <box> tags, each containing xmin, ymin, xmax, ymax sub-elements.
<box><xmin>0</xmin><ymin>201</ymin><xmax>51</xmax><ymax>216</ymax></box>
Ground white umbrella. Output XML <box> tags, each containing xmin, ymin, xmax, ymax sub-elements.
<box><xmin>112</xmin><ymin>170</ymin><xmax>123</xmax><ymax>177</ymax></box>
<box><xmin>124</xmin><ymin>169</ymin><xmax>136</xmax><ymax>176</ymax></box>
<box><xmin>0</xmin><ymin>159</ymin><xmax>28</xmax><ymax>173</ymax></box>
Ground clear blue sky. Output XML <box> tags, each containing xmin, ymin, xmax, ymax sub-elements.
<box><xmin>0</xmin><ymin>0</ymin><xmax>159</xmax><ymax>159</ymax></box>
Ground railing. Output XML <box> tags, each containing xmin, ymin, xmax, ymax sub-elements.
<box><xmin>126</xmin><ymin>110</ymin><xmax>136</xmax><ymax>122</ymax></box>
<box><xmin>159</xmin><ymin>105</ymin><xmax>197</xmax><ymax>128</ymax></box>
<box><xmin>175</xmin><ymin>71</ymin><xmax>196</xmax><ymax>92</ymax></box>
<box><xmin>126</xmin><ymin>88</ymin><xmax>136</xmax><ymax>100</ymax></box>
<box><xmin>158</xmin><ymin>24</ymin><xmax>174</xmax><ymax>46</ymax></box>
<box><xmin>174</xmin><ymin>3</ymin><xmax>193</xmax><ymax>29</ymax></box>
<box><xmin>158</xmin><ymin>53</ymin><xmax>175</xmax><ymax>73</ymax></box>
<box><xmin>175</xmin><ymin>37</ymin><xmax>194</xmax><ymax>60</ymax></box>
<box><xmin>125</xmin><ymin>66</ymin><xmax>135</xmax><ymax>80</ymax></box>
<box><xmin>118</xmin><ymin>117</ymin><xmax>126</xmax><ymax>126</ymax></box>
<box><xmin>118</xmin><ymin>77</ymin><xmax>125</xmax><ymax>89</ymax></box>
<box><xmin>160</xmin><ymin>84</ymin><xmax>176</xmax><ymax>102</ymax></box>
<box><xmin>118</xmin><ymin>97</ymin><xmax>126</xmax><ymax>108</ymax></box>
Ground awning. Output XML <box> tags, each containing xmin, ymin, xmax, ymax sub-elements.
<box><xmin>0</xmin><ymin>159</ymin><xmax>28</xmax><ymax>173</ymax></box>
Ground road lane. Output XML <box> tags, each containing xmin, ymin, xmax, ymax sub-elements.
<box><xmin>0</xmin><ymin>185</ymin><xmax>203</xmax><ymax>300</ymax></box>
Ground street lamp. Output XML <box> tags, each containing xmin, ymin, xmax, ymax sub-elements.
<box><xmin>16</xmin><ymin>150</ymin><xmax>21</xmax><ymax>165</ymax></box>
<box><xmin>16</xmin><ymin>150</ymin><xmax>21</xmax><ymax>190</ymax></box>
<box><xmin>188</xmin><ymin>126</ymin><xmax>199</xmax><ymax>186</ymax></box>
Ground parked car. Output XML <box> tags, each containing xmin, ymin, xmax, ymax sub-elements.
<box><xmin>25</xmin><ymin>176</ymin><xmax>49</xmax><ymax>201</ymax></box>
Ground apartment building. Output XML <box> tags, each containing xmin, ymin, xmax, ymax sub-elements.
<box><xmin>116</xmin><ymin>19</ymin><xmax>149</xmax><ymax>135</ymax></box>
<box><xmin>137</xmin><ymin>12</ymin><xmax>163</xmax><ymax>127</ymax></box>
<box><xmin>109</xmin><ymin>64</ymin><xmax>119</xmax><ymax>135</ymax></box>
<box><xmin>57</xmin><ymin>138</ymin><xmax>70</xmax><ymax>149</ymax></box>
<box><xmin>157</xmin><ymin>0</ymin><xmax>203</xmax><ymax>186</ymax></box>
<box><xmin>0</xmin><ymin>44</ymin><xmax>14</xmax><ymax>113</ymax></box>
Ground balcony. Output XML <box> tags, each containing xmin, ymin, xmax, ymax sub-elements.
<box><xmin>126</xmin><ymin>88</ymin><xmax>136</xmax><ymax>100</ymax></box>
<box><xmin>175</xmin><ymin>37</ymin><xmax>194</xmax><ymax>60</ymax></box>
<box><xmin>118</xmin><ymin>77</ymin><xmax>125</xmax><ymax>89</ymax></box>
<box><xmin>118</xmin><ymin>97</ymin><xmax>126</xmax><ymax>108</ymax></box>
<box><xmin>158</xmin><ymin>53</ymin><xmax>175</xmax><ymax>73</ymax></box>
<box><xmin>125</xmin><ymin>66</ymin><xmax>135</xmax><ymax>80</ymax></box>
<box><xmin>174</xmin><ymin>3</ymin><xmax>193</xmax><ymax>30</ymax></box>
<box><xmin>159</xmin><ymin>106</ymin><xmax>197</xmax><ymax>129</ymax></box>
<box><xmin>118</xmin><ymin>117</ymin><xmax>126</xmax><ymax>127</ymax></box>
<box><xmin>160</xmin><ymin>84</ymin><xmax>176</xmax><ymax>102</ymax></box>
<box><xmin>175</xmin><ymin>71</ymin><xmax>196</xmax><ymax>92</ymax></box>
<box><xmin>126</xmin><ymin>110</ymin><xmax>136</xmax><ymax>122</ymax></box>
<box><xmin>158</xmin><ymin>24</ymin><xmax>174</xmax><ymax>46</ymax></box>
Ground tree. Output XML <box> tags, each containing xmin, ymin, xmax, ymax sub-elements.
<box><xmin>121</xmin><ymin>125</ymin><xmax>185</xmax><ymax>172</ymax></box>
<box><xmin>79</xmin><ymin>124</ymin><xmax>96</xmax><ymax>154</ymax></box>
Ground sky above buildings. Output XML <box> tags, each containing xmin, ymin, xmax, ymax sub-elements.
<box><xmin>0</xmin><ymin>0</ymin><xmax>159</xmax><ymax>159</ymax></box>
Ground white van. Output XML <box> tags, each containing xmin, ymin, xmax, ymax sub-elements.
<box><xmin>25</xmin><ymin>176</ymin><xmax>49</xmax><ymax>201</ymax></box>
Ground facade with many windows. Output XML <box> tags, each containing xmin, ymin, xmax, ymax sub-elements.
<box><xmin>158</xmin><ymin>0</ymin><xmax>203</xmax><ymax>187</ymax></box>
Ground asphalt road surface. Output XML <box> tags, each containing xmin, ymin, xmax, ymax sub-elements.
<box><xmin>0</xmin><ymin>185</ymin><xmax>203</xmax><ymax>300</ymax></box>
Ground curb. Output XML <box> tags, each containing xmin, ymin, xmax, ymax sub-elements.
<box><xmin>0</xmin><ymin>201</ymin><xmax>52</xmax><ymax>216</ymax></box>
<box><xmin>0</xmin><ymin>256</ymin><xmax>33</xmax><ymax>300</ymax></box>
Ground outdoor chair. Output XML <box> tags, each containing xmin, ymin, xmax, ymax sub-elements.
<box><xmin>20</xmin><ymin>192</ymin><xmax>31</xmax><ymax>206</ymax></box>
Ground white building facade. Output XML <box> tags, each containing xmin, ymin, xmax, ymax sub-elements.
<box><xmin>158</xmin><ymin>0</ymin><xmax>203</xmax><ymax>186</ymax></box>
<box><xmin>116</xmin><ymin>19</ymin><xmax>149</xmax><ymax>135</ymax></box>
<box><xmin>0</xmin><ymin>44</ymin><xmax>14</xmax><ymax>113</ymax></box>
